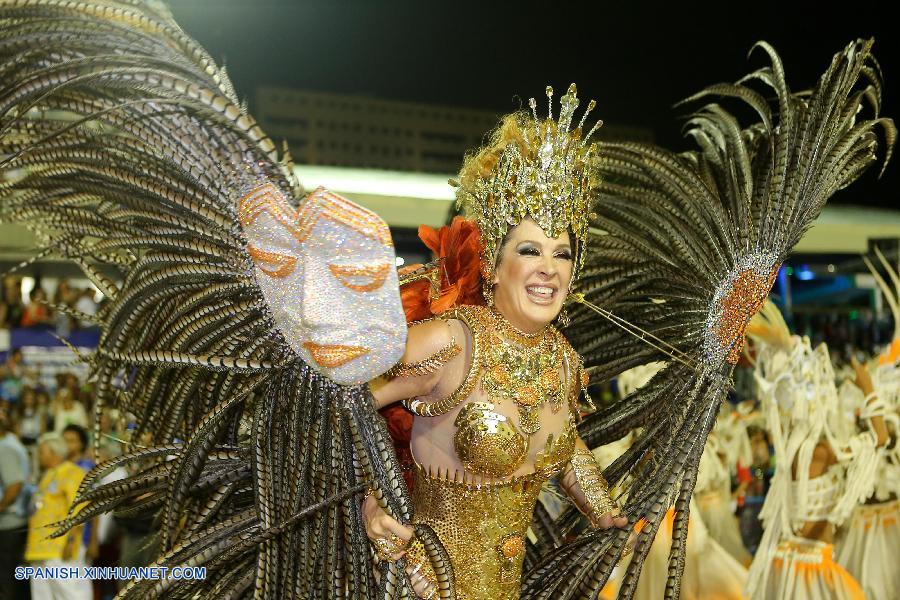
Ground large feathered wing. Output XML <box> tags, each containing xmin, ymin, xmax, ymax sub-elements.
<box><xmin>522</xmin><ymin>39</ymin><xmax>894</xmax><ymax>599</ymax></box>
<box><xmin>0</xmin><ymin>2</ymin><xmax>434</xmax><ymax>599</ymax></box>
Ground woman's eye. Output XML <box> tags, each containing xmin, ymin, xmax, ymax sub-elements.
<box><xmin>518</xmin><ymin>247</ymin><xmax>540</xmax><ymax>256</ymax></box>
<box><xmin>555</xmin><ymin>252</ymin><xmax>573</xmax><ymax>260</ymax></box>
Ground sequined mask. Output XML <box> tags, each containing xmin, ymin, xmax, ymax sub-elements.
<box><xmin>238</xmin><ymin>183</ymin><xmax>406</xmax><ymax>384</ymax></box>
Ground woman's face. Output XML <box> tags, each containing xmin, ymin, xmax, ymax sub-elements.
<box><xmin>63</xmin><ymin>430</ymin><xmax>84</xmax><ymax>459</ymax></box>
<box><xmin>492</xmin><ymin>218</ymin><xmax>573</xmax><ymax>333</ymax></box>
<box><xmin>58</xmin><ymin>388</ymin><xmax>73</xmax><ymax>407</ymax></box>
<box><xmin>751</xmin><ymin>433</ymin><xmax>770</xmax><ymax>466</ymax></box>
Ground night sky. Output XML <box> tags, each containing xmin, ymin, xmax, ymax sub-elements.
<box><xmin>169</xmin><ymin>0</ymin><xmax>897</xmax><ymax>207</ymax></box>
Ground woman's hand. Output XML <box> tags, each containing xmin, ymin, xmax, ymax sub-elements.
<box><xmin>362</xmin><ymin>492</ymin><xmax>436</xmax><ymax>598</ymax></box>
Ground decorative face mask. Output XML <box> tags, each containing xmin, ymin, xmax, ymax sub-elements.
<box><xmin>239</xmin><ymin>183</ymin><xmax>406</xmax><ymax>385</ymax></box>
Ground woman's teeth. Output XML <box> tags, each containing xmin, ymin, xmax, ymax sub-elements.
<box><xmin>526</xmin><ymin>285</ymin><xmax>555</xmax><ymax>300</ymax></box>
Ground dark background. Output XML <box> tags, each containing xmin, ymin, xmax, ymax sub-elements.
<box><xmin>169</xmin><ymin>0</ymin><xmax>897</xmax><ymax>208</ymax></box>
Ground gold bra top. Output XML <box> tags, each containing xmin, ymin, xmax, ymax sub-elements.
<box><xmin>405</xmin><ymin>305</ymin><xmax>586</xmax><ymax>479</ymax></box>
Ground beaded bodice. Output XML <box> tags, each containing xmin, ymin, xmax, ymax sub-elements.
<box><xmin>790</xmin><ymin>464</ymin><xmax>842</xmax><ymax>524</ymax></box>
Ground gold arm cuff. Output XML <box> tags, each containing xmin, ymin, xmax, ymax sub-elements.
<box><xmin>385</xmin><ymin>338</ymin><xmax>462</xmax><ymax>379</ymax></box>
<box><xmin>566</xmin><ymin>448</ymin><xmax>617</xmax><ymax>523</ymax></box>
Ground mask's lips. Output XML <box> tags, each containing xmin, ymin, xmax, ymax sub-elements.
<box><xmin>302</xmin><ymin>341</ymin><xmax>370</xmax><ymax>368</ymax></box>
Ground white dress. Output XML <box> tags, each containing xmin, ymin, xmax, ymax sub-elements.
<box><xmin>752</xmin><ymin>466</ymin><xmax>865</xmax><ymax>599</ymax></box>
<box><xmin>748</xmin><ymin>337</ymin><xmax>876</xmax><ymax>600</ymax></box>
<box><xmin>835</xmin><ymin>499</ymin><xmax>900</xmax><ymax>600</ymax></box>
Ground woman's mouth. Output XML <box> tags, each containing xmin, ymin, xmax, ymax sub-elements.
<box><xmin>525</xmin><ymin>285</ymin><xmax>556</xmax><ymax>305</ymax></box>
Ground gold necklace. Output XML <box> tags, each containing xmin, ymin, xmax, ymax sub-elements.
<box><xmin>479</xmin><ymin>308</ymin><xmax>564</xmax><ymax>435</ymax></box>
<box><xmin>486</xmin><ymin>308</ymin><xmax>549</xmax><ymax>347</ymax></box>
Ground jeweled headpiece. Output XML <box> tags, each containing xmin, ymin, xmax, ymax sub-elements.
<box><xmin>453</xmin><ymin>83</ymin><xmax>601</xmax><ymax>287</ymax></box>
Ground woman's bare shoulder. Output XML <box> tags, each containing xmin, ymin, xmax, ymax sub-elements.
<box><xmin>404</xmin><ymin>318</ymin><xmax>458</xmax><ymax>364</ymax></box>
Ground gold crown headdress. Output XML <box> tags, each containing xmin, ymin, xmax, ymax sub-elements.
<box><xmin>453</xmin><ymin>83</ymin><xmax>601</xmax><ymax>291</ymax></box>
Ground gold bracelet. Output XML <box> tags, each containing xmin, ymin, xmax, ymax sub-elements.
<box><xmin>404</xmin><ymin>535</ymin><xmax>438</xmax><ymax>588</ymax></box>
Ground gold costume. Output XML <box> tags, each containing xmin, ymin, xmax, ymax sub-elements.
<box><xmin>405</xmin><ymin>305</ymin><xmax>584</xmax><ymax>600</ymax></box>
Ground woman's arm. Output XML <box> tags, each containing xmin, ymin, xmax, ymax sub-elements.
<box><xmin>851</xmin><ymin>357</ymin><xmax>889</xmax><ymax>447</ymax></box>
<box><xmin>370</xmin><ymin>318</ymin><xmax>462</xmax><ymax>410</ymax></box>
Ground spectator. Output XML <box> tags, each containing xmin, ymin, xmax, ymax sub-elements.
<box><xmin>0</xmin><ymin>407</ymin><xmax>31</xmax><ymax>600</ymax></box>
<box><xmin>2</xmin><ymin>276</ymin><xmax>25</xmax><ymax>329</ymax></box>
<box><xmin>26</xmin><ymin>432</ymin><xmax>90</xmax><ymax>600</ymax></box>
<box><xmin>21</xmin><ymin>286</ymin><xmax>53</xmax><ymax>328</ymax></box>
<box><xmin>74</xmin><ymin>289</ymin><xmax>97</xmax><ymax>329</ymax></box>
<box><xmin>17</xmin><ymin>385</ymin><xmax>47</xmax><ymax>446</ymax></box>
<box><xmin>36</xmin><ymin>389</ymin><xmax>53</xmax><ymax>433</ymax></box>
<box><xmin>0</xmin><ymin>348</ymin><xmax>25</xmax><ymax>405</ymax></box>
<box><xmin>62</xmin><ymin>424</ymin><xmax>92</xmax><ymax>472</ymax></box>
<box><xmin>53</xmin><ymin>279</ymin><xmax>76</xmax><ymax>337</ymax></box>
<box><xmin>3</xmin><ymin>347</ymin><xmax>25</xmax><ymax>378</ymax></box>
<box><xmin>62</xmin><ymin>373</ymin><xmax>81</xmax><ymax>400</ymax></box>
<box><xmin>52</xmin><ymin>387</ymin><xmax>88</xmax><ymax>434</ymax></box>
<box><xmin>63</xmin><ymin>424</ymin><xmax>99</xmax><ymax>565</ymax></box>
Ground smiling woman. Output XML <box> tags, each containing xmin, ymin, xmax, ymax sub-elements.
<box><xmin>366</xmin><ymin>85</ymin><xmax>627</xmax><ymax>600</ymax></box>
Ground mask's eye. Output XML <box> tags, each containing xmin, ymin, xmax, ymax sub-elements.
<box><xmin>329</xmin><ymin>262</ymin><xmax>390</xmax><ymax>292</ymax></box>
<box><xmin>247</xmin><ymin>245</ymin><xmax>297</xmax><ymax>277</ymax></box>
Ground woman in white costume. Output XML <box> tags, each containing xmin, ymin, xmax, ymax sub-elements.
<box><xmin>747</xmin><ymin>302</ymin><xmax>889</xmax><ymax>600</ymax></box>
<box><xmin>833</xmin><ymin>250</ymin><xmax>900</xmax><ymax>600</ymax></box>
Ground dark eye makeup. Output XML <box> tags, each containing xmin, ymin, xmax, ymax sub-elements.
<box><xmin>516</xmin><ymin>243</ymin><xmax>573</xmax><ymax>260</ymax></box>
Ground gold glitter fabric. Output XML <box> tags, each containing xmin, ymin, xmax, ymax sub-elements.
<box><xmin>454</xmin><ymin>83</ymin><xmax>601</xmax><ymax>283</ymax></box>
<box><xmin>404</xmin><ymin>305</ymin><xmax>586</xmax><ymax>477</ymax></box>
<box><xmin>238</xmin><ymin>183</ymin><xmax>407</xmax><ymax>384</ymax></box>
<box><xmin>478</xmin><ymin>307</ymin><xmax>566</xmax><ymax>435</ymax></box>
<box><xmin>403</xmin><ymin>302</ymin><xmax>585</xmax><ymax>598</ymax></box>
<box><xmin>409</xmin><ymin>424</ymin><xmax>575</xmax><ymax>600</ymax></box>
<box><xmin>385</xmin><ymin>339</ymin><xmax>462</xmax><ymax>379</ymax></box>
